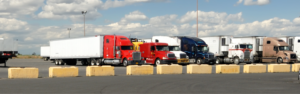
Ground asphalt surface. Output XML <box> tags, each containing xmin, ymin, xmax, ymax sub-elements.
<box><xmin>0</xmin><ymin>59</ymin><xmax>299</xmax><ymax>93</ymax></box>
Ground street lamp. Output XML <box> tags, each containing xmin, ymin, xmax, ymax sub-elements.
<box><xmin>67</xmin><ymin>28</ymin><xmax>71</xmax><ymax>38</ymax></box>
<box><xmin>82</xmin><ymin>11</ymin><xmax>87</xmax><ymax>37</ymax></box>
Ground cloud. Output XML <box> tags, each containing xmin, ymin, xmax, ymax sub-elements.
<box><xmin>180</xmin><ymin>10</ymin><xmax>243</xmax><ymax>24</ymax></box>
<box><xmin>0</xmin><ymin>18</ymin><xmax>29</xmax><ymax>32</ymax></box>
<box><xmin>149</xmin><ymin>15</ymin><xmax>177</xmax><ymax>25</ymax></box>
<box><xmin>37</xmin><ymin>0</ymin><xmax>168</xmax><ymax>21</ymax></box>
<box><xmin>120</xmin><ymin>11</ymin><xmax>147</xmax><ymax>24</ymax></box>
<box><xmin>235</xmin><ymin>0</ymin><xmax>270</xmax><ymax>6</ymax></box>
<box><xmin>0</xmin><ymin>0</ymin><xmax>44</xmax><ymax>18</ymax></box>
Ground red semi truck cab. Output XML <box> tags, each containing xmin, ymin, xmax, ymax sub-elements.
<box><xmin>139</xmin><ymin>42</ymin><xmax>177</xmax><ymax>65</ymax></box>
<box><xmin>103</xmin><ymin>35</ymin><xmax>143</xmax><ymax>66</ymax></box>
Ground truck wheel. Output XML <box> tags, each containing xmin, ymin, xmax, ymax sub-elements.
<box><xmin>91</xmin><ymin>59</ymin><xmax>96</xmax><ymax>66</ymax></box>
<box><xmin>96</xmin><ymin>59</ymin><xmax>102</xmax><ymax>66</ymax></box>
<box><xmin>234</xmin><ymin>57</ymin><xmax>240</xmax><ymax>65</ymax></box>
<box><xmin>55</xmin><ymin>60</ymin><xmax>59</xmax><ymax>65</ymax></box>
<box><xmin>59</xmin><ymin>60</ymin><xmax>64</xmax><ymax>65</ymax></box>
<box><xmin>196</xmin><ymin>59</ymin><xmax>202</xmax><ymax>64</ymax></box>
<box><xmin>155</xmin><ymin>58</ymin><xmax>161</xmax><ymax>66</ymax></box>
<box><xmin>123</xmin><ymin>59</ymin><xmax>128</xmax><ymax>66</ymax></box>
<box><xmin>81</xmin><ymin>60</ymin><xmax>87</xmax><ymax>65</ymax></box>
<box><xmin>277</xmin><ymin>57</ymin><xmax>283</xmax><ymax>64</ymax></box>
<box><xmin>215</xmin><ymin>58</ymin><xmax>220</xmax><ymax>65</ymax></box>
<box><xmin>43</xmin><ymin>57</ymin><xmax>47</xmax><ymax>61</ymax></box>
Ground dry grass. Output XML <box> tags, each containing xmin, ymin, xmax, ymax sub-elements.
<box><xmin>12</xmin><ymin>55</ymin><xmax>42</xmax><ymax>59</ymax></box>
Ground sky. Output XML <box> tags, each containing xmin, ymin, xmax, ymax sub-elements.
<box><xmin>0</xmin><ymin>0</ymin><xmax>300</xmax><ymax>55</ymax></box>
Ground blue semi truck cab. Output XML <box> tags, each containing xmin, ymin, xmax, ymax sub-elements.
<box><xmin>175</xmin><ymin>36</ymin><xmax>215</xmax><ymax>64</ymax></box>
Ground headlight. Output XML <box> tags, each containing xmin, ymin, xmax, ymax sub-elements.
<box><xmin>186</xmin><ymin>56</ymin><xmax>189</xmax><ymax>59</ymax></box>
<box><xmin>162</xmin><ymin>57</ymin><xmax>168</xmax><ymax>60</ymax></box>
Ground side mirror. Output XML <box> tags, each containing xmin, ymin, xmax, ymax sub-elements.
<box><xmin>191</xmin><ymin>46</ymin><xmax>195</xmax><ymax>51</ymax></box>
<box><xmin>235</xmin><ymin>45</ymin><xmax>238</xmax><ymax>49</ymax></box>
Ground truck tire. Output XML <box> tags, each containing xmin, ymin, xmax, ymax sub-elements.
<box><xmin>91</xmin><ymin>59</ymin><xmax>96</xmax><ymax>66</ymax></box>
<box><xmin>196</xmin><ymin>58</ymin><xmax>202</xmax><ymax>64</ymax></box>
<box><xmin>55</xmin><ymin>60</ymin><xmax>59</xmax><ymax>65</ymax></box>
<box><xmin>58</xmin><ymin>60</ymin><xmax>65</xmax><ymax>65</ymax></box>
<box><xmin>43</xmin><ymin>57</ymin><xmax>48</xmax><ymax>61</ymax></box>
<box><xmin>155</xmin><ymin>58</ymin><xmax>161</xmax><ymax>66</ymax></box>
<box><xmin>234</xmin><ymin>57</ymin><xmax>240</xmax><ymax>65</ymax></box>
<box><xmin>215</xmin><ymin>58</ymin><xmax>220</xmax><ymax>65</ymax></box>
<box><xmin>123</xmin><ymin>59</ymin><xmax>128</xmax><ymax>66</ymax></box>
<box><xmin>277</xmin><ymin>57</ymin><xmax>283</xmax><ymax>64</ymax></box>
<box><xmin>96</xmin><ymin>59</ymin><xmax>102</xmax><ymax>66</ymax></box>
<box><xmin>81</xmin><ymin>60</ymin><xmax>88</xmax><ymax>65</ymax></box>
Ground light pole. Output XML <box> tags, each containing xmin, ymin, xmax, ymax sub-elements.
<box><xmin>82</xmin><ymin>11</ymin><xmax>87</xmax><ymax>37</ymax></box>
<box><xmin>67</xmin><ymin>28</ymin><xmax>71</xmax><ymax>38</ymax></box>
<box><xmin>197</xmin><ymin>0</ymin><xmax>198</xmax><ymax>37</ymax></box>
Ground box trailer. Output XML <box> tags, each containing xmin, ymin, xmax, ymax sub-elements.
<box><xmin>50</xmin><ymin>35</ymin><xmax>143</xmax><ymax>66</ymax></box>
<box><xmin>0</xmin><ymin>38</ymin><xmax>18</xmax><ymax>66</ymax></box>
<box><xmin>40</xmin><ymin>46</ymin><xmax>50</xmax><ymax>61</ymax></box>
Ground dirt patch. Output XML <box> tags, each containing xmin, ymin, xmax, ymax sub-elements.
<box><xmin>12</xmin><ymin>55</ymin><xmax>42</xmax><ymax>59</ymax></box>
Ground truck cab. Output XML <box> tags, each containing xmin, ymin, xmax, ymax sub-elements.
<box><xmin>140</xmin><ymin>42</ymin><xmax>177</xmax><ymax>65</ymax></box>
<box><xmin>152</xmin><ymin>36</ymin><xmax>189</xmax><ymax>64</ymax></box>
<box><xmin>262</xmin><ymin>37</ymin><xmax>297</xmax><ymax>63</ymax></box>
<box><xmin>102</xmin><ymin>35</ymin><xmax>143</xmax><ymax>66</ymax></box>
<box><xmin>176</xmin><ymin>36</ymin><xmax>215</xmax><ymax>64</ymax></box>
<box><xmin>278</xmin><ymin>36</ymin><xmax>300</xmax><ymax>62</ymax></box>
<box><xmin>226</xmin><ymin>43</ymin><xmax>254</xmax><ymax>64</ymax></box>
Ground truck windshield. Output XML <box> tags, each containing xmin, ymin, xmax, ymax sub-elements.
<box><xmin>169</xmin><ymin>46</ymin><xmax>180</xmax><ymax>51</ymax></box>
<box><xmin>156</xmin><ymin>46</ymin><xmax>169</xmax><ymax>51</ymax></box>
<box><xmin>197</xmin><ymin>46</ymin><xmax>209</xmax><ymax>52</ymax></box>
<box><xmin>240</xmin><ymin>44</ymin><xmax>253</xmax><ymax>49</ymax></box>
<box><xmin>121</xmin><ymin>46</ymin><xmax>133</xmax><ymax>50</ymax></box>
<box><xmin>279</xmin><ymin>46</ymin><xmax>290</xmax><ymax>51</ymax></box>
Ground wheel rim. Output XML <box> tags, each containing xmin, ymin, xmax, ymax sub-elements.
<box><xmin>197</xmin><ymin>59</ymin><xmax>201</xmax><ymax>64</ymax></box>
<box><xmin>278</xmin><ymin>58</ymin><xmax>282</xmax><ymax>63</ymax></box>
<box><xmin>216</xmin><ymin>59</ymin><xmax>219</xmax><ymax>64</ymax></box>
<box><xmin>123</xmin><ymin>60</ymin><xmax>128</xmax><ymax>66</ymax></box>
<box><xmin>156</xmin><ymin>60</ymin><xmax>160</xmax><ymax>65</ymax></box>
<box><xmin>234</xmin><ymin>58</ymin><xmax>239</xmax><ymax>64</ymax></box>
<box><xmin>55</xmin><ymin>60</ymin><xmax>58</xmax><ymax>65</ymax></box>
<box><xmin>59</xmin><ymin>60</ymin><xmax>62</xmax><ymax>65</ymax></box>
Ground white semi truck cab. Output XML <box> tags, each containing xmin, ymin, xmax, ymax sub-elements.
<box><xmin>152</xmin><ymin>36</ymin><xmax>189</xmax><ymax>64</ymax></box>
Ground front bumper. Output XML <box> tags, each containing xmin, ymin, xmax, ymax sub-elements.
<box><xmin>128</xmin><ymin>60</ymin><xmax>144</xmax><ymax>65</ymax></box>
<box><xmin>283</xmin><ymin>59</ymin><xmax>297</xmax><ymax>63</ymax></box>
<box><xmin>161</xmin><ymin>59</ymin><xmax>178</xmax><ymax>64</ymax></box>
<box><xmin>240</xmin><ymin>59</ymin><xmax>253</xmax><ymax>63</ymax></box>
<box><xmin>177</xmin><ymin>58</ymin><xmax>189</xmax><ymax>64</ymax></box>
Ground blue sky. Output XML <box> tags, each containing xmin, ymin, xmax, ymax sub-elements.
<box><xmin>1</xmin><ymin>0</ymin><xmax>300</xmax><ymax>54</ymax></box>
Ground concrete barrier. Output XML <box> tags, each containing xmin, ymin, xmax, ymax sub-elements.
<box><xmin>292</xmin><ymin>64</ymin><xmax>300</xmax><ymax>72</ymax></box>
<box><xmin>216</xmin><ymin>65</ymin><xmax>240</xmax><ymax>74</ymax></box>
<box><xmin>86</xmin><ymin>66</ymin><xmax>114</xmax><ymax>76</ymax></box>
<box><xmin>157</xmin><ymin>64</ymin><xmax>182</xmax><ymax>74</ymax></box>
<box><xmin>268</xmin><ymin>64</ymin><xmax>290</xmax><ymax>73</ymax></box>
<box><xmin>49</xmin><ymin>66</ymin><xmax>78</xmax><ymax>78</ymax></box>
<box><xmin>243</xmin><ymin>64</ymin><xmax>266</xmax><ymax>73</ymax></box>
<box><xmin>126</xmin><ymin>65</ymin><xmax>153</xmax><ymax>75</ymax></box>
<box><xmin>8</xmin><ymin>67</ymin><xmax>39</xmax><ymax>79</ymax></box>
<box><xmin>187</xmin><ymin>64</ymin><xmax>212</xmax><ymax>74</ymax></box>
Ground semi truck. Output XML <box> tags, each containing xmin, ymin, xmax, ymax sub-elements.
<box><xmin>140</xmin><ymin>42</ymin><xmax>177</xmax><ymax>65</ymax></box>
<box><xmin>174</xmin><ymin>36</ymin><xmax>215</xmax><ymax>64</ymax></box>
<box><xmin>278</xmin><ymin>36</ymin><xmax>300</xmax><ymax>61</ymax></box>
<box><xmin>233</xmin><ymin>36</ymin><xmax>297</xmax><ymax>63</ymax></box>
<box><xmin>152</xmin><ymin>36</ymin><xmax>189</xmax><ymax>64</ymax></box>
<box><xmin>50</xmin><ymin>35</ymin><xmax>143</xmax><ymax>66</ymax></box>
<box><xmin>0</xmin><ymin>38</ymin><xmax>18</xmax><ymax>66</ymax></box>
<box><xmin>40</xmin><ymin>46</ymin><xmax>50</xmax><ymax>61</ymax></box>
<box><xmin>201</xmin><ymin>36</ymin><xmax>248</xmax><ymax>64</ymax></box>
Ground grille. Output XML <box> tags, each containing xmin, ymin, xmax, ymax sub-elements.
<box><xmin>180</xmin><ymin>54</ymin><xmax>186</xmax><ymax>58</ymax></box>
<box><xmin>290</xmin><ymin>54</ymin><xmax>297</xmax><ymax>59</ymax></box>
<box><xmin>168</xmin><ymin>53</ymin><xmax>176</xmax><ymax>58</ymax></box>
<box><xmin>132</xmin><ymin>52</ymin><xmax>141</xmax><ymax>60</ymax></box>
<box><xmin>244</xmin><ymin>50</ymin><xmax>250</xmax><ymax>59</ymax></box>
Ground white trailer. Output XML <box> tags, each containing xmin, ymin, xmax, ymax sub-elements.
<box><xmin>40</xmin><ymin>46</ymin><xmax>51</xmax><ymax>61</ymax></box>
<box><xmin>152</xmin><ymin>36</ymin><xmax>189</xmax><ymax>64</ymax></box>
<box><xmin>0</xmin><ymin>38</ymin><xmax>18</xmax><ymax>66</ymax></box>
<box><xmin>278</xmin><ymin>36</ymin><xmax>300</xmax><ymax>61</ymax></box>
